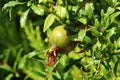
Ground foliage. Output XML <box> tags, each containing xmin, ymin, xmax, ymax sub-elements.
<box><xmin>1</xmin><ymin>0</ymin><xmax>120</xmax><ymax>80</ymax></box>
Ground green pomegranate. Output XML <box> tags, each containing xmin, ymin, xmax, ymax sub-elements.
<box><xmin>49</xmin><ymin>25</ymin><xmax>76</xmax><ymax>54</ymax></box>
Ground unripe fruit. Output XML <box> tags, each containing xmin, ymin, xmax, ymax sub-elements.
<box><xmin>49</xmin><ymin>25</ymin><xmax>76</xmax><ymax>54</ymax></box>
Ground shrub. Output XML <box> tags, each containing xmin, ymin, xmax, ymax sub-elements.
<box><xmin>1</xmin><ymin>0</ymin><xmax>120</xmax><ymax>80</ymax></box>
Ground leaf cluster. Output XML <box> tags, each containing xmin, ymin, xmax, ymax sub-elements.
<box><xmin>1</xmin><ymin>0</ymin><xmax>120</xmax><ymax>80</ymax></box>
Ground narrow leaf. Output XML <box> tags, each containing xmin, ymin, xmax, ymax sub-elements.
<box><xmin>13</xmin><ymin>48</ymin><xmax>23</xmax><ymax>70</ymax></box>
<box><xmin>106</xmin><ymin>27</ymin><xmax>116</xmax><ymax>41</ymax></box>
<box><xmin>94</xmin><ymin>19</ymin><xmax>100</xmax><ymax>29</ymax></box>
<box><xmin>110</xmin><ymin>12</ymin><xmax>120</xmax><ymax>23</ymax></box>
<box><xmin>0</xmin><ymin>65</ymin><xmax>14</xmax><ymax>72</ymax></box>
<box><xmin>78</xmin><ymin>29</ymin><xmax>86</xmax><ymax>41</ymax></box>
<box><xmin>92</xmin><ymin>40</ymin><xmax>101</xmax><ymax>52</ymax></box>
<box><xmin>2</xmin><ymin>1</ymin><xmax>24</xmax><ymax>11</ymax></box>
<box><xmin>27</xmin><ymin>50</ymin><xmax>45</xmax><ymax>58</ymax></box>
<box><xmin>43</xmin><ymin>13</ymin><xmax>56</xmax><ymax>32</ymax></box>
<box><xmin>71</xmin><ymin>65</ymin><xmax>81</xmax><ymax>80</ymax></box>
<box><xmin>106</xmin><ymin>7</ymin><xmax>115</xmax><ymax>17</ymax></box>
<box><xmin>18</xmin><ymin>55</ymin><xmax>27</xmax><ymax>70</ymax></box>
<box><xmin>20</xmin><ymin>9</ymin><xmax>30</xmax><ymax>28</ymax></box>
<box><xmin>31</xmin><ymin>4</ymin><xmax>44</xmax><ymax>16</ymax></box>
<box><xmin>5</xmin><ymin>74</ymin><xmax>14</xmax><ymax>80</ymax></box>
<box><xmin>56</xmin><ymin>5</ymin><xmax>68</xmax><ymax>19</ymax></box>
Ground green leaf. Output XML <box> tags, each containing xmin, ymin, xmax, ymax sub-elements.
<box><xmin>2</xmin><ymin>1</ymin><xmax>24</xmax><ymax>11</ymax></box>
<box><xmin>114</xmin><ymin>60</ymin><xmax>120</xmax><ymax>76</ymax></box>
<box><xmin>78</xmin><ymin>29</ymin><xmax>86</xmax><ymax>41</ymax></box>
<box><xmin>60</xmin><ymin>55</ymin><xmax>69</xmax><ymax>67</ymax></box>
<box><xmin>83</xmin><ymin>36</ymin><xmax>92</xmax><ymax>44</ymax></box>
<box><xmin>116</xmin><ymin>7</ymin><xmax>120</xmax><ymax>10</ymax></box>
<box><xmin>20</xmin><ymin>9</ymin><xmax>30</xmax><ymax>28</ymax></box>
<box><xmin>31</xmin><ymin>4</ymin><xmax>44</xmax><ymax>16</ymax></box>
<box><xmin>13</xmin><ymin>48</ymin><xmax>23</xmax><ymax>70</ymax></box>
<box><xmin>27</xmin><ymin>50</ymin><xmax>45</xmax><ymax>58</ymax></box>
<box><xmin>3</xmin><ymin>49</ymin><xmax>11</xmax><ymax>63</ymax></box>
<box><xmin>92</xmin><ymin>40</ymin><xmax>101</xmax><ymax>53</ymax></box>
<box><xmin>43</xmin><ymin>13</ymin><xmax>56</xmax><ymax>32</ymax></box>
<box><xmin>0</xmin><ymin>65</ymin><xmax>14</xmax><ymax>72</ymax></box>
<box><xmin>78</xmin><ymin>17</ymin><xmax>87</xmax><ymax>25</ymax></box>
<box><xmin>48</xmin><ymin>74</ymin><xmax>54</xmax><ymax>80</ymax></box>
<box><xmin>5</xmin><ymin>74</ymin><xmax>14</xmax><ymax>80</ymax></box>
<box><xmin>56</xmin><ymin>5</ymin><xmax>68</xmax><ymax>19</ymax></box>
<box><xmin>30</xmin><ymin>70</ymin><xmax>46</xmax><ymax>78</ymax></box>
<box><xmin>53</xmin><ymin>71</ymin><xmax>61</xmax><ymax>79</ymax></box>
<box><xmin>110</xmin><ymin>12</ymin><xmax>120</xmax><ymax>23</ymax></box>
<box><xmin>115</xmin><ymin>77</ymin><xmax>120</xmax><ymax>80</ymax></box>
<box><xmin>25</xmin><ymin>70</ymin><xmax>46</xmax><ymax>80</ymax></box>
<box><xmin>56</xmin><ymin>55</ymin><xmax>70</xmax><ymax>71</ymax></box>
<box><xmin>106</xmin><ymin>7</ymin><xmax>115</xmax><ymax>17</ymax></box>
<box><xmin>9</xmin><ymin>6</ymin><xmax>20</xmax><ymax>20</ymax></box>
<box><xmin>90</xmin><ymin>26</ymin><xmax>101</xmax><ymax>37</ymax></box>
<box><xmin>18</xmin><ymin>55</ymin><xmax>27</xmax><ymax>70</ymax></box>
<box><xmin>85</xmin><ymin>3</ymin><xmax>94</xmax><ymax>19</ymax></box>
<box><xmin>99</xmin><ymin>62</ymin><xmax>110</xmax><ymax>78</ymax></box>
<box><xmin>106</xmin><ymin>27</ymin><xmax>116</xmax><ymax>42</ymax></box>
<box><xmin>71</xmin><ymin>65</ymin><xmax>81</xmax><ymax>80</ymax></box>
<box><xmin>63</xmin><ymin>70</ymin><xmax>72</xmax><ymax>80</ymax></box>
<box><xmin>94</xmin><ymin>19</ymin><xmax>100</xmax><ymax>29</ymax></box>
<box><xmin>116</xmin><ymin>38</ymin><xmax>120</xmax><ymax>48</ymax></box>
<box><xmin>101</xmin><ymin>9</ymin><xmax>105</xmax><ymax>17</ymax></box>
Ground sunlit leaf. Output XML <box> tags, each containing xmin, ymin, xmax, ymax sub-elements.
<box><xmin>53</xmin><ymin>71</ymin><xmax>61</xmax><ymax>79</ymax></box>
<box><xmin>85</xmin><ymin>3</ymin><xmax>94</xmax><ymax>19</ymax></box>
<box><xmin>31</xmin><ymin>70</ymin><xmax>46</xmax><ymax>78</ymax></box>
<box><xmin>25</xmin><ymin>70</ymin><xmax>46</xmax><ymax>80</ymax></box>
<box><xmin>56</xmin><ymin>5</ymin><xmax>68</xmax><ymax>19</ymax></box>
<box><xmin>101</xmin><ymin>9</ymin><xmax>105</xmax><ymax>17</ymax></box>
<box><xmin>78</xmin><ymin>29</ymin><xmax>86</xmax><ymax>41</ymax></box>
<box><xmin>31</xmin><ymin>4</ymin><xmax>44</xmax><ymax>16</ymax></box>
<box><xmin>5</xmin><ymin>74</ymin><xmax>14</xmax><ymax>80</ymax></box>
<box><xmin>116</xmin><ymin>38</ymin><xmax>120</xmax><ymax>48</ymax></box>
<box><xmin>92</xmin><ymin>40</ymin><xmax>101</xmax><ymax>52</ymax></box>
<box><xmin>106</xmin><ymin>7</ymin><xmax>115</xmax><ymax>17</ymax></box>
<box><xmin>94</xmin><ymin>19</ymin><xmax>100</xmax><ymax>29</ymax></box>
<box><xmin>78</xmin><ymin>17</ymin><xmax>87</xmax><ymax>25</ymax></box>
<box><xmin>56</xmin><ymin>55</ymin><xmax>70</xmax><ymax>71</ymax></box>
<box><xmin>106</xmin><ymin>27</ymin><xmax>116</xmax><ymax>42</ymax></box>
<box><xmin>48</xmin><ymin>74</ymin><xmax>54</xmax><ymax>80</ymax></box>
<box><xmin>43</xmin><ymin>13</ymin><xmax>56</xmax><ymax>32</ymax></box>
<box><xmin>116</xmin><ymin>7</ymin><xmax>120</xmax><ymax>10</ymax></box>
<box><xmin>20</xmin><ymin>9</ymin><xmax>30</xmax><ymax>28</ymax></box>
<box><xmin>71</xmin><ymin>65</ymin><xmax>81</xmax><ymax>80</ymax></box>
<box><xmin>2</xmin><ymin>1</ymin><xmax>24</xmax><ymax>11</ymax></box>
<box><xmin>110</xmin><ymin>12</ymin><xmax>120</xmax><ymax>23</ymax></box>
